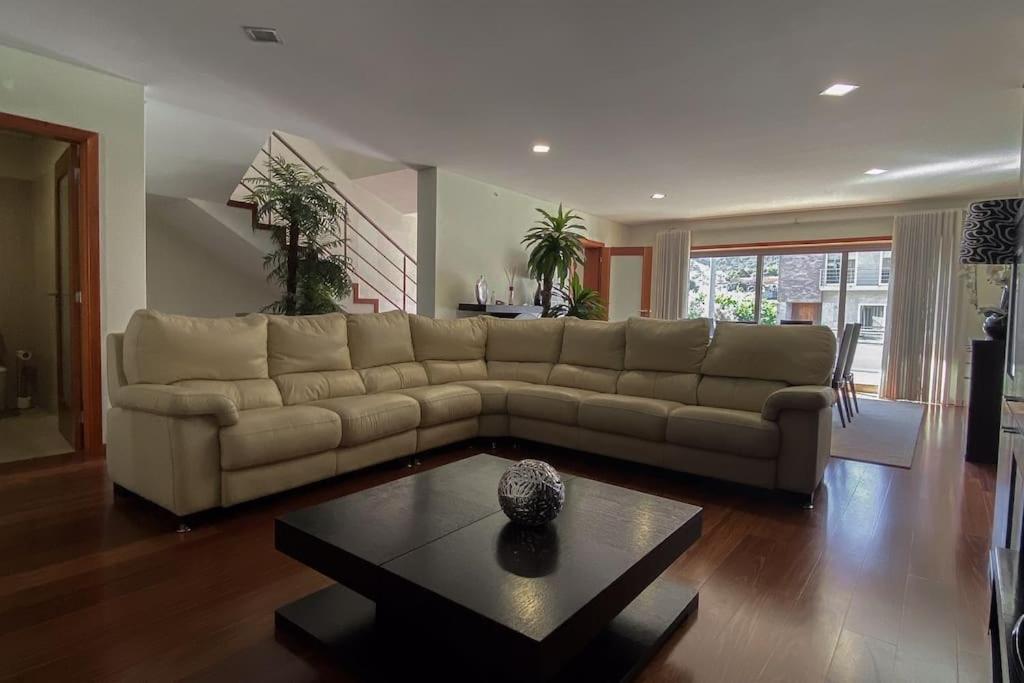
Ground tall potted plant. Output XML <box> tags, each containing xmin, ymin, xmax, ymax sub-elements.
<box><xmin>245</xmin><ymin>156</ymin><xmax>352</xmax><ymax>315</ymax></box>
<box><xmin>521</xmin><ymin>204</ymin><xmax>587</xmax><ymax>316</ymax></box>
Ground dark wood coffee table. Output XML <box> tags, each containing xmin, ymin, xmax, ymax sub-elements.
<box><xmin>275</xmin><ymin>454</ymin><xmax>702</xmax><ymax>681</ymax></box>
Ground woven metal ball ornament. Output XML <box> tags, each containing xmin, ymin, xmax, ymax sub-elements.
<box><xmin>498</xmin><ymin>459</ymin><xmax>565</xmax><ymax>526</ymax></box>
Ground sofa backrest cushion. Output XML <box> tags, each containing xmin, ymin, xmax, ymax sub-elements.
<box><xmin>267</xmin><ymin>313</ymin><xmax>350</xmax><ymax>376</ymax></box>
<box><xmin>410</xmin><ymin>315</ymin><xmax>486</xmax><ymax>361</ymax></box>
<box><xmin>359</xmin><ymin>362</ymin><xmax>429</xmax><ymax>393</ymax></box>
<box><xmin>547</xmin><ymin>319</ymin><xmax>624</xmax><ymax>393</ymax></box>
<box><xmin>697</xmin><ymin>376</ymin><xmax>787</xmax><ymax>413</ymax></box>
<box><xmin>423</xmin><ymin>360</ymin><xmax>489</xmax><ymax>385</ymax></box>
<box><xmin>548</xmin><ymin>364</ymin><xmax>620</xmax><ymax>393</ymax></box>
<box><xmin>485</xmin><ymin>317</ymin><xmax>564</xmax><ymax>363</ymax></box>
<box><xmin>122</xmin><ymin>310</ymin><xmax>269</xmax><ymax>385</ymax></box>
<box><xmin>617</xmin><ymin>370</ymin><xmax>699</xmax><ymax>405</ymax></box>
<box><xmin>273</xmin><ymin>370</ymin><xmax>366</xmax><ymax>405</ymax></box>
<box><xmin>347</xmin><ymin>310</ymin><xmax>415</xmax><ymax>369</ymax></box>
<box><xmin>558</xmin><ymin>319</ymin><xmax>626</xmax><ymax>370</ymax></box>
<box><xmin>486</xmin><ymin>361</ymin><xmax>553</xmax><ymax>384</ymax></box>
<box><xmin>701</xmin><ymin>322</ymin><xmax>836</xmax><ymax>386</ymax></box>
<box><xmin>625</xmin><ymin>317</ymin><xmax>709</xmax><ymax>372</ymax></box>
<box><xmin>175</xmin><ymin>379</ymin><xmax>284</xmax><ymax>411</ymax></box>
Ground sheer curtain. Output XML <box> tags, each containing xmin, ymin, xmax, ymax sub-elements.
<box><xmin>879</xmin><ymin>209</ymin><xmax>967</xmax><ymax>405</ymax></box>
<box><xmin>651</xmin><ymin>230</ymin><xmax>690</xmax><ymax>319</ymax></box>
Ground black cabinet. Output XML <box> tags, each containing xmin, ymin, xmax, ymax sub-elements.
<box><xmin>967</xmin><ymin>339</ymin><xmax>1006</xmax><ymax>463</ymax></box>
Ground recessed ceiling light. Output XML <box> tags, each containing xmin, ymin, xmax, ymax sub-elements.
<box><xmin>532</xmin><ymin>143</ymin><xmax>550</xmax><ymax>154</ymax></box>
<box><xmin>243</xmin><ymin>26</ymin><xmax>282</xmax><ymax>44</ymax></box>
<box><xmin>864</xmin><ymin>168</ymin><xmax>888</xmax><ymax>175</ymax></box>
<box><xmin>651</xmin><ymin>193</ymin><xmax>666</xmax><ymax>200</ymax></box>
<box><xmin>820</xmin><ymin>83</ymin><xmax>859</xmax><ymax>96</ymax></box>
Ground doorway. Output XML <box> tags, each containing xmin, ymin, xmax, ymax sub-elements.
<box><xmin>0</xmin><ymin>112</ymin><xmax>101</xmax><ymax>463</ymax></box>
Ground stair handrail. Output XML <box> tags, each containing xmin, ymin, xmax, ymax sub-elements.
<box><xmin>253</xmin><ymin>144</ymin><xmax>416</xmax><ymax>294</ymax></box>
<box><xmin>243</xmin><ymin>134</ymin><xmax>417</xmax><ymax>311</ymax></box>
<box><xmin>268</xmin><ymin>132</ymin><xmax>416</xmax><ymax>267</ymax></box>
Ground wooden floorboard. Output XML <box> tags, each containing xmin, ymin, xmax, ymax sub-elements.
<box><xmin>0</xmin><ymin>407</ymin><xmax>994</xmax><ymax>682</ymax></box>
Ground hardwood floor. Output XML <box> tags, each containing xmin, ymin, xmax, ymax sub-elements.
<box><xmin>0</xmin><ymin>406</ymin><xmax>993</xmax><ymax>682</ymax></box>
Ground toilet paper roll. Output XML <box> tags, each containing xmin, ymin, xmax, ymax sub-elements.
<box><xmin>16</xmin><ymin>350</ymin><xmax>31</xmax><ymax>362</ymax></box>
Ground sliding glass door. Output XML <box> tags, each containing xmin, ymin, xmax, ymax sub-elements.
<box><xmin>688</xmin><ymin>245</ymin><xmax>892</xmax><ymax>389</ymax></box>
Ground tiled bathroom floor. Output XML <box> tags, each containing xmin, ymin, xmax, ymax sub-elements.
<box><xmin>0</xmin><ymin>410</ymin><xmax>73</xmax><ymax>463</ymax></box>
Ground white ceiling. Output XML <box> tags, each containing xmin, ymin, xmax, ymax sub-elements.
<box><xmin>1</xmin><ymin>0</ymin><xmax>1022</xmax><ymax>224</ymax></box>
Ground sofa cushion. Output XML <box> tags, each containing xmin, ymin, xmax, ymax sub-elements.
<box><xmin>267</xmin><ymin>313</ymin><xmax>350</xmax><ymax>376</ymax></box>
<box><xmin>666</xmin><ymin>405</ymin><xmax>779</xmax><ymax>459</ymax></box>
<box><xmin>625</xmin><ymin>317</ymin><xmax>709</xmax><ymax>372</ymax></box>
<box><xmin>697</xmin><ymin>376</ymin><xmax>788</xmax><ymax>413</ymax></box>
<box><xmin>579</xmin><ymin>394</ymin><xmax>679</xmax><ymax>441</ymax></box>
<box><xmin>487</xmin><ymin>361</ymin><xmax>553</xmax><ymax>384</ymax></box>
<box><xmin>347</xmin><ymin>310</ymin><xmax>415</xmax><ymax>369</ymax></box>
<box><xmin>548</xmin><ymin>364</ymin><xmax>620</xmax><ymax>394</ymax></box>
<box><xmin>485</xmin><ymin>317</ymin><xmax>565</xmax><ymax>362</ymax></box>
<box><xmin>123</xmin><ymin>310</ymin><xmax>268</xmax><ymax>384</ymax></box>
<box><xmin>559</xmin><ymin>319</ymin><xmax>626</xmax><ymax>370</ymax></box>
<box><xmin>359</xmin><ymin>362</ymin><xmax>429</xmax><ymax>393</ymax></box>
<box><xmin>701</xmin><ymin>322</ymin><xmax>836</xmax><ymax>386</ymax></box>
<box><xmin>423</xmin><ymin>359</ymin><xmax>488</xmax><ymax>385</ymax></box>
<box><xmin>311</xmin><ymin>393</ymin><xmax>421</xmax><ymax>446</ymax></box>
<box><xmin>616</xmin><ymin>370</ymin><xmax>699</xmax><ymax>405</ymax></box>
<box><xmin>273</xmin><ymin>370</ymin><xmax>366</xmax><ymax>405</ymax></box>
<box><xmin>507</xmin><ymin>385</ymin><xmax>594</xmax><ymax>425</ymax></box>
<box><xmin>453</xmin><ymin>380</ymin><xmax>533</xmax><ymax>414</ymax></box>
<box><xmin>394</xmin><ymin>385</ymin><xmax>482</xmax><ymax>427</ymax></box>
<box><xmin>410</xmin><ymin>315</ymin><xmax>486</xmax><ymax>361</ymax></box>
<box><xmin>174</xmin><ymin>379</ymin><xmax>283</xmax><ymax>411</ymax></box>
<box><xmin>219</xmin><ymin>406</ymin><xmax>341</xmax><ymax>470</ymax></box>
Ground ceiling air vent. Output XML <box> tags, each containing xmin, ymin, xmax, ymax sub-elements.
<box><xmin>243</xmin><ymin>26</ymin><xmax>282</xmax><ymax>44</ymax></box>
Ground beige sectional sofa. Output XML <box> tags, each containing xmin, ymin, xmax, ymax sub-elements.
<box><xmin>106</xmin><ymin>310</ymin><xmax>836</xmax><ymax>520</ymax></box>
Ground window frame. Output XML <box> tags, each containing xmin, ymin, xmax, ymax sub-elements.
<box><xmin>689</xmin><ymin>235</ymin><xmax>892</xmax><ymax>328</ymax></box>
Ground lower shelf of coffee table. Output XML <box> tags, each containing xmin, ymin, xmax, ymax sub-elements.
<box><xmin>275</xmin><ymin>575</ymin><xmax>697</xmax><ymax>682</ymax></box>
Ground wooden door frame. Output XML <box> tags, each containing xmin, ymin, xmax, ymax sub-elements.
<box><xmin>597</xmin><ymin>247</ymin><xmax>654</xmax><ymax>320</ymax></box>
<box><xmin>0</xmin><ymin>111</ymin><xmax>102</xmax><ymax>459</ymax></box>
<box><xmin>580</xmin><ymin>238</ymin><xmax>605</xmax><ymax>293</ymax></box>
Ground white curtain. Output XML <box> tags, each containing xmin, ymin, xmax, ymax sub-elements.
<box><xmin>879</xmin><ymin>209</ymin><xmax>967</xmax><ymax>405</ymax></box>
<box><xmin>651</xmin><ymin>230</ymin><xmax>690</xmax><ymax>319</ymax></box>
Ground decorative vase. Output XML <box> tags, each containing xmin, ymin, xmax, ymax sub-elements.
<box><xmin>984</xmin><ymin>311</ymin><xmax>1007</xmax><ymax>341</ymax></box>
<box><xmin>497</xmin><ymin>459</ymin><xmax>565</xmax><ymax>527</ymax></box>
<box><xmin>475</xmin><ymin>275</ymin><xmax>489</xmax><ymax>306</ymax></box>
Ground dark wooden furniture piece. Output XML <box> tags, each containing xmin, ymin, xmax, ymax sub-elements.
<box><xmin>457</xmin><ymin>303</ymin><xmax>544</xmax><ymax>318</ymax></box>
<box><xmin>275</xmin><ymin>454</ymin><xmax>702</xmax><ymax>682</ymax></box>
<box><xmin>967</xmin><ymin>339</ymin><xmax>1005</xmax><ymax>463</ymax></box>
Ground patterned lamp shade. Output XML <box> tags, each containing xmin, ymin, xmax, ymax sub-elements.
<box><xmin>960</xmin><ymin>198</ymin><xmax>1022</xmax><ymax>264</ymax></box>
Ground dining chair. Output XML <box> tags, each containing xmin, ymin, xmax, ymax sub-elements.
<box><xmin>831</xmin><ymin>324</ymin><xmax>855</xmax><ymax>428</ymax></box>
<box><xmin>840</xmin><ymin>322</ymin><xmax>862</xmax><ymax>419</ymax></box>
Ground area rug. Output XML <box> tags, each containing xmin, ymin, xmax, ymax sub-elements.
<box><xmin>830</xmin><ymin>396</ymin><xmax>926</xmax><ymax>469</ymax></box>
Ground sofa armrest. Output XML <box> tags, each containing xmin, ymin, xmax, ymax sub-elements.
<box><xmin>762</xmin><ymin>385</ymin><xmax>834</xmax><ymax>421</ymax></box>
<box><xmin>114</xmin><ymin>384</ymin><xmax>239</xmax><ymax>426</ymax></box>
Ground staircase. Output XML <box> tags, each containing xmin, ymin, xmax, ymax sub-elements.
<box><xmin>229</xmin><ymin>131</ymin><xmax>417</xmax><ymax>314</ymax></box>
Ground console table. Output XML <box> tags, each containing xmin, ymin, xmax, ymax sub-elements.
<box><xmin>457</xmin><ymin>303</ymin><xmax>543</xmax><ymax>319</ymax></box>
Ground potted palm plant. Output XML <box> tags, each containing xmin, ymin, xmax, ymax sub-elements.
<box><xmin>551</xmin><ymin>273</ymin><xmax>606</xmax><ymax>319</ymax></box>
<box><xmin>521</xmin><ymin>204</ymin><xmax>587</xmax><ymax>316</ymax></box>
<box><xmin>244</xmin><ymin>156</ymin><xmax>352</xmax><ymax>315</ymax></box>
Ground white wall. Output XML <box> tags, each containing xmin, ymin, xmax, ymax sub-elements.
<box><xmin>621</xmin><ymin>195</ymin><xmax>984</xmax><ymax>248</ymax></box>
<box><xmin>147</xmin><ymin>210</ymin><xmax>279</xmax><ymax>317</ymax></box>
<box><xmin>420</xmin><ymin>169</ymin><xmax>626</xmax><ymax>319</ymax></box>
<box><xmin>0</xmin><ymin>178</ymin><xmax>34</xmax><ymax>410</ymax></box>
<box><xmin>0</xmin><ymin>44</ymin><xmax>146</xmax><ymax>431</ymax></box>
